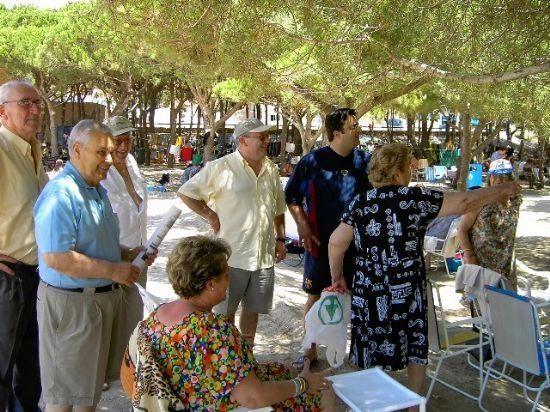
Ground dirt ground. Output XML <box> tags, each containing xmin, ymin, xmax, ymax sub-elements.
<box><xmin>97</xmin><ymin>165</ymin><xmax>550</xmax><ymax>411</ymax></box>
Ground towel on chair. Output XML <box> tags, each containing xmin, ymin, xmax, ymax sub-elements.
<box><xmin>455</xmin><ymin>263</ymin><xmax>503</xmax><ymax>294</ymax></box>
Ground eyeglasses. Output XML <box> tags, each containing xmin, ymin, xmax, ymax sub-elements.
<box><xmin>2</xmin><ymin>98</ymin><xmax>46</xmax><ymax>110</ymax></box>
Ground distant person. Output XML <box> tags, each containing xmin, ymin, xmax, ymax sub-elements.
<box><xmin>158</xmin><ymin>172</ymin><xmax>170</xmax><ymax>186</ymax></box>
<box><xmin>180</xmin><ymin>159</ymin><xmax>202</xmax><ymax>184</ymax></box>
<box><xmin>490</xmin><ymin>144</ymin><xmax>508</xmax><ymax>161</ymax></box>
<box><xmin>178</xmin><ymin>118</ymin><xmax>286</xmax><ymax>348</ymax></box>
<box><xmin>47</xmin><ymin>158</ymin><xmax>64</xmax><ymax>179</ymax></box>
<box><xmin>0</xmin><ymin>79</ymin><xmax>48</xmax><ymax>412</ymax></box>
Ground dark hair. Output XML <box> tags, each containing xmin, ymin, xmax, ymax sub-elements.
<box><xmin>325</xmin><ymin>108</ymin><xmax>356</xmax><ymax>142</ymax></box>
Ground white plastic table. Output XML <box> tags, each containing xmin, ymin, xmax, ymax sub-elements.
<box><xmin>327</xmin><ymin>368</ymin><xmax>427</xmax><ymax>412</ymax></box>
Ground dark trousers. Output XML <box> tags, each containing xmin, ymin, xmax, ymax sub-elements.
<box><xmin>0</xmin><ymin>262</ymin><xmax>41</xmax><ymax>412</ymax></box>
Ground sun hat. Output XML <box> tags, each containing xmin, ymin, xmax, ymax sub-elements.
<box><xmin>488</xmin><ymin>158</ymin><xmax>514</xmax><ymax>175</ymax></box>
<box><xmin>103</xmin><ymin>116</ymin><xmax>137</xmax><ymax>137</ymax></box>
<box><xmin>233</xmin><ymin>118</ymin><xmax>274</xmax><ymax>139</ymax></box>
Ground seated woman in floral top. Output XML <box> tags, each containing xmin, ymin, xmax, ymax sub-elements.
<box><xmin>457</xmin><ymin>159</ymin><xmax>522</xmax><ymax>290</ymax></box>
<box><xmin>122</xmin><ymin>235</ymin><xmax>334</xmax><ymax>411</ymax></box>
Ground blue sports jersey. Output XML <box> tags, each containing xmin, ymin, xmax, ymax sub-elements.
<box><xmin>285</xmin><ymin>146</ymin><xmax>371</xmax><ymax>280</ymax></box>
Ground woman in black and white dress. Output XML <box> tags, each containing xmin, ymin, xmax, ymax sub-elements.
<box><xmin>328</xmin><ymin>143</ymin><xmax>520</xmax><ymax>399</ymax></box>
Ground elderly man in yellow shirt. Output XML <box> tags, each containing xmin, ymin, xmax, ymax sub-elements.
<box><xmin>178</xmin><ymin>118</ymin><xmax>286</xmax><ymax>347</ymax></box>
<box><xmin>0</xmin><ymin>80</ymin><xmax>48</xmax><ymax>411</ymax></box>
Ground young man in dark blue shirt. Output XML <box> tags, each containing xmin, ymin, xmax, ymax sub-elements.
<box><xmin>285</xmin><ymin>108</ymin><xmax>372</xmax><ymax>368</ymax></box>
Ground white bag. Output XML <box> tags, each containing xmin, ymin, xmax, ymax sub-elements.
<box><xmin>135</xmin><ymin>284</ymin><xmax>173</xmax><ymax>315</ymax></box>
<box><xmin>302</xmin><ymin>290</ymin><xmax>351</xmax><ymax>368</ymax></box>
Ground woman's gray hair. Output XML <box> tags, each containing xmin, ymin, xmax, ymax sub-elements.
<box><xmin>0</xmin><ymin>80</ymin><xmax>37</xmax><ymax>103</ymax></box>
<box><xmin>68</xmin><ymin>119</ymin><xmax>113</xmax><ymax>157</ymax></box>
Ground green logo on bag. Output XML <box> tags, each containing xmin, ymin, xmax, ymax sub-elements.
<box><xmin>318</xmin><ymin>295</ymin><xmax>343</xmax><ymax>325</ymax></box>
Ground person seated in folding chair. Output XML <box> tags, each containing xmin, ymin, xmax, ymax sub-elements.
<box><xmin>457</xmin><ymin>158</ymin><xmax>522</xmax><ymax>290</ymax></box>
<box><xmin>121</xmin><ymin>236</ymin><xmax>335</xmax><ymax>411</ymax></box>
<box><xmin>328</xmin><ymin>143</ymin><xmax>520</xmax><ymax>404</ymax></box>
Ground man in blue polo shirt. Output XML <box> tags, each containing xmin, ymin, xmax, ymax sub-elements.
<box><xmin>34</xmin><ymin>119</ymin><xmax>155</xmax><ymax>411</ymax></box>
<box><xmin>285</xmin><ymin>108</ymin><xmax>371</xmax><ymax>369</ymax></box>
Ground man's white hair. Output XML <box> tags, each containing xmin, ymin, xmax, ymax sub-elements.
<box><xmin>68</xmin><ymin>119</ymin><xmax>113</xmax><ymax>158</ymax></box>
<box><xmin>0</xmin><ymin>80</ymin><xmax>37</xmax><ymax>103</ymax></box>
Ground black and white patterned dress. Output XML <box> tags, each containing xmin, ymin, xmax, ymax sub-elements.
<box><xmin>341</xmin><ymin>185</ymin><xmax>443</xmax><ymax>371</ymax></box>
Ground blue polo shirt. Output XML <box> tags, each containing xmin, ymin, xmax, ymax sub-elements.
<box><xmin>34</xmin><ymin>161</ymin><xmax>121</xmax><ymax>288</ymax></box>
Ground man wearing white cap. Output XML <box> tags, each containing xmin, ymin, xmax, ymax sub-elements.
<box><xmin>178</xmin><ymin>119</ymin><xmax>286</xmax><ymax>347</ymax></box>
<box><xmin>102</xmin><ymin>116</ymin><xmax>148</xmax><ymax>337</ymax></box>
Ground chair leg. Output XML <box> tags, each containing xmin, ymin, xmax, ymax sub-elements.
<box><xmin>530</xmin><ymin>388</ymin><xmax>544</xmax><ymax>412</ymax></box>
<box><xmin>444</xmin><ymin>259</ymin><xmax>452</xmax><ymax>277</ymax></box>
<box><xmin>478</xmin><ymin>358</ymin><xmax>495</xmax><ymax>412</ymax></box>
<box><xmin>426</xmin><ymin>356</ymin><xmax>445</xmax><ymax>400</ymax></box>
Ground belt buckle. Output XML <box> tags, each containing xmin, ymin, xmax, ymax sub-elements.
<box><xmin>83</xmin><ymin>287</ymin><xmax>96</xmax><ymax>295</ymax></box>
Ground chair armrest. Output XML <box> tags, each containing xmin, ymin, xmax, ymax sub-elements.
<box><xmin>517</xmin><ymin>276</ymin><xmax>532</xmax><ymax>297</ymax></box>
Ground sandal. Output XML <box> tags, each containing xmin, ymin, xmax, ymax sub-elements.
<box><xmin>291</xmin><ymin>354</ymin><xmax>318</xmax><ymax>372</ymax></box>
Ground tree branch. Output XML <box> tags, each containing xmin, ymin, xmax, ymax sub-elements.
<box><xmin>213</xmin><ymin>102</ymin><xmax>243</xmax><ymax>130</ymax></box>
<box><xmin>391</xmin><ymin>57</ymin><xmax>550</xmax><ymax>84</ymax></box>
<box><xmin>472</xmin><ymin>120</ymin><xmax>505</xmax><ymax>157</ymax></box>
<box><xmin>356</xmin><ymin>77</ymin><xmax>430</xmax><ymax>118</ymax></box>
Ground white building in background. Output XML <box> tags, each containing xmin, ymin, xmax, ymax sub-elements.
<box><xmin>152</xmin><ymin>103</ymin><xmax>467</xmax><ymax>137</ymax></box>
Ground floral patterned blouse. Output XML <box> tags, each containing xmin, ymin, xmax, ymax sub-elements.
<box><xmin>470</xmin><ymin>195</ymin><xmax>522</xmax><ymax>289</ymax></box>
<box><xmin>138</xmin><ymin>309</ymin><xmax>321</xmax><ymax>411</ymax></box>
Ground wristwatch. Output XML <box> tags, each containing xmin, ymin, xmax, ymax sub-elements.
<box><xmin>276</xmin><ymin>237</ymin><xmax>286</xmax><ymax>242</ymax></box>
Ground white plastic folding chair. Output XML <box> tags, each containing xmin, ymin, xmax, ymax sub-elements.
<box><xmin>479</xmin><ymin>286</ymin><xmax>550</xmax><ymax>412</ymax></box>
<box><xmin>426</xmin><ymin>279</ymin><xmax>492</xmax><ymax>403</ymax></box>
<box><xmin>327</xmin><ymin>368</ymin><xmax>426</xmax><ymax>411</ymax></box>
<box><xmin>424</xmin><ymin>216</ymin><xmax>460</xmax><ymax>276</ymax></box>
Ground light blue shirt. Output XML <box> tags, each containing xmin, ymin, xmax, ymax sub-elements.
<box><xmin>34</xmin><ymin>161</ymin><xmax>121</xmax><ymax>288</ymax></box>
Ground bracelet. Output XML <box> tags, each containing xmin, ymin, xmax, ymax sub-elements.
<box><xmin>291</xmin><ymin>378</ymin><xmax>300</xmax><ymax>397</ymax></box>
<box><xmin>276</xmin><ymin>237</ymin><xmax>286</xmax><ymax>242</ymax></box>
<box><xmin>296</xmin><ymin>376</ymin><xmax>308</xmax><ymax>395</ymax></box>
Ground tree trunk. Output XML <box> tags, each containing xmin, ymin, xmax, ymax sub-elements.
<box><xmin>420</xmin><ymin>114</ymin><xmax>429</xmax><ymax>148</ymax></box>
<box><xmin>457</xmin><ymin>111</ymin><xmax>473</xmax><ymax>192</ymax></box>
<box><xmin>168</xmin><ymin>81</ymin><xmax>176</xmax><ymax>168</ymax></box>
<box><xmin>43</xmin><ymin>97</ymin><xmax>57</xmax><ymax>155</ymax></box>
<box><xmin>278</xmin><ymin>114</ymin><xmax>289</xmax><ymax>169</ymax></box>
<box><xmin>255</xmin><ymin>104</ymin><xmax>261</xmax><ymax>120</ymax></box>
<box><xmin>196</xmin><ymin>106</ymin><xmax>201</xmax><ymax>139</ymax></box>
<box><xmin>406</xmin><ymin>114</ymin><xmax>421</xmax><ymax>156</ymax></box>
<box><xmin>537</xmin><ymin>134</ymin><xmax>546</xmax><ymax>189</ymax></box>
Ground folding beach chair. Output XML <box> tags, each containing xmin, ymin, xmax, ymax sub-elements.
<box><xmin>426</xmin><ymin>278</ymin><xmax>492</xmax><ymax>403</ymax></box>
<box><xmin>479</xmin><ymin>286</ymin><xmax>550</xmax><ymax>412</ymax></box>
<box><xmin>424</xmin><ymin>216</ymin><xmax>460</xmax><ymax>276</ymax></box>
<box><xmin>432</xmin><ymin>165</ymin><xmax>448</xmax><ymax>187</ymax></box>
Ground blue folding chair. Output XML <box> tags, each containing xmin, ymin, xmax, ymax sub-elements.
<box><xmin>479</xmin><ymin>286</ymin><xmax>550</xmax><ymax>411</ymax></box>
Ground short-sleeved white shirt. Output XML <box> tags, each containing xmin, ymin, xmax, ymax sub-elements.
<box><xmin>178</xmin><ymin>150</ymin><xmax>286</xmax><ymax>271</ymax></box>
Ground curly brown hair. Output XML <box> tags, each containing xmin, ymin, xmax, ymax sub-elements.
<box><xmin>166</xmin><ymin>236</ymin><xmax>231</xmax><ymax>298</ymax></box>
<box><xmin>368</xmin><ymin>143</ymin><xmax>411</xmax><ymax>188</ymax></box>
